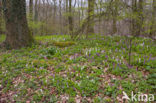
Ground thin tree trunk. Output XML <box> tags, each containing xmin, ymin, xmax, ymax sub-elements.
<box><xmin>87</xmin><ymin>0</ymin><xmax>95</xmax><ymax>38</ymax></box>
<box><xmin>128</xmin><ymin>0</ymin><xmax>137</xmax><ymax>65</ymax></box>
<box><xmin>98</xmin><ymin>0</ymin><xmax>102</xmax><ymax>35</ymax></box>
<box><xmin>78</xmin><ymin>0</ymin><xmax>81</xmax><ymax>26</ymax></box>
<box><xmin>34</xmin><ymin>0</ymin><xmax>38</xmax><ymax>22</ymax></box>
<box><xmin>0</xmin><ymin>0</ymin><xmax>2</xmax><ymax>34</ymax></box>
<box><xmin>150</xmin><ymin>0</ymin><xmax>156</xmax><ymax>38</ymax></box>
<box><xmin>68</xmin><ymin>0</ymin><xmax>74</xmax><ymax>38</ymax></box>
<box><xmin>128</xmin><ymin>38</ymin><xmax>133</xmax><ymax>65</ymax></box>
<box><xmin>53</xmin><ymin>0</ymin><xmax>57</xmax><ymax>30</ymax></box>
<box><xmin>59</xmin><ymin>0</ymin><xmax>62</xmax><ymax>34</ymax></box>
<box><xmin>109</xmin><ymin>0</ymin><xmax>118</xmax><ymax>35</ymax></box>
<box><xmin>81</xmin><ymin>0</ymin><xmax>84</xmax><ymax>19</ymax></box>
<box><xmin>65</xmin><ymin>0</ymin><xmax>69</xmax><ymax>34</ymax></box>
<box><xmin>2</xmin><ymin>0</ymin><xmax>34</xmax><ymax>49</ymax></box>
<box><xmin>33</xmin><ymin>0</ymin><xmax>38</xmax><ymax>35</ymax></box>
<box><xmin>137</xmin><ymin>0</ymin><xmax>143</xmax><ymax>36</ymax></box>
<box><xmin>131</xmin><ymin>0</ymin><xmax>137</xmax><ymax>35</ymax></box>
<box><xmin>29</xmin><ymin>0</ymin><xmax>33</xmax><ymax>35</ymax></box>
<box><xmin>29</xmin><ymin>0</ymin><xmax>33</xmax><ymax>21</ymax></box>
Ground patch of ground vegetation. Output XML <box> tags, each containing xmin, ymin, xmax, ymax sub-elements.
<box><xmin>0</xmin><ymin>35</ymin><xmax>156</xmax><ymax>102</ymax></box>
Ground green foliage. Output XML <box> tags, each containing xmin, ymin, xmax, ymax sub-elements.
<box><xmin>41</xmin><ymin>46</ymin><xmax>62</xmax><ymax>59</ymax></box>
<box><xmin>78</xmin><ymin>77</ymin><xmax>100</xmax><ymax>97</ymax></box>
<box><xmin>108</xmin><ymin>65</ymin><xmax>132</xmax><ymax>76</ymax></box>
<box><xmin>28</xmin><ymin>21</ymin><xmax>45</xmax><ymax>30</ymax></box>
<box><xmin>27</xmin><ymin>15</ymin><xmax>45</xmax><ymax>35</ymax></box>
<box><xmin>147</xmin><ymin>73</ymin><xmax>156</xmax><ymax>93</ymax></box>
<box><xmin>121</xmin><ymin>81</ymin><xmax>135</xmax><ymax>95</ymax></box>
<box><xmin>46</xmin><ymin>47</ymin><xmax>57</xmax><ymax>55</ymax></box>
<box><xmin>0</xmin><ymin>35</ymin><xmax>155</xmax><ymax>102</ymax></box>
<box><xmin>51</xmin><ymin>75</ymin><xmax>77</xmax><ymax>96</ymax></box>
<box><xmin>0</xmin><ymin>35</ymin><xmax>5</xmax><ymax>43</ymax></box>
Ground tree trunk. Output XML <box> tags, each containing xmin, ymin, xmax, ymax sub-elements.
<box><xmin>53</xmin><ymin>0</ymin><xmax>57</xmax><ymax>27</ymax></box>
<box><xmin>65</xmin><ymin>0</ymin><xmax>69</xmax><ymax>34</ymax></box>
<box><xmin>59</xmin><ymin>0</ymin><xmax>62</xmax><ymax>34</ymax></box>
<box><xmin>0</xmin><ymin>0</ymin><xmax>2</xmax><ymax>34</ymax></box>
<box><xmin>78</xmin><ymin>0</ymin><xmax>81</xmax><ymax>26</ymax></box>
<box><xmin>34</xmin><ymin>0</ymin><xmax>38</xmax><ymax>22</ymax></box>
<box><xmin>131</xmin><ymin>0</ymin><xmax>137</xmax><ymax>35</ymax></box>
<box><xmin>150</xmin><ymin>0</ymin><xmax>156</xmax><ymax>38</ymax></box>
<box><xmin>112</xmin><ymin>0</ymin><xmax>118</xmax><ymax>35</ymax></box>
<box><xmin>2</xmin><ymin>0</ymin><xmax>34</xmax><ymax>49</ymax></box>
<box><xmin>137</xmin><ymin>0</ymin><xmax>143</xmax><ymax>36</ymax></box>
<box><xmin>29</xmin><ymin>0</ymin><xmax>34</xmax><ymax>35</ymax></box>
<box><xmin>29</xmin><ymin>0</ymin><xmax>33</xmax><ymax>21</ymax></box>
<box><xmin>68</xmin><ymin>0</ymin><xmax>74</xmax><ymax>38</ymax></box>
<box><xmin>81</xmin><ymin>0</ymin><xmax>84</xmax><ymax>19</ymax></box>
<box><xmin>87</xmin><ymin>0</ymin><xmax>95</xmax><ymax>38</ymax></box>
<box><xmin>98</xmin><ymin>0</ymin><xmax>102</xmax><ymax>35</ymax></box>
<box><xmin>66</xmin><ymin>0</ymin><xmax>68</xmax><ymax>13</ymax></box>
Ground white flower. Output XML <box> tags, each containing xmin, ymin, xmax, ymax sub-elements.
<box><xmin>140</xmin><ymin>42</ymin><xmax>144</xmax><ymax>46</ymax></box>
<box><xmin>139</xmin><ymin>58</ymin><xmax>141</xmax><ymax>63</ymax></box>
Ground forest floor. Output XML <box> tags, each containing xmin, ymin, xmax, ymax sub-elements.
<box><xmin>0</xmin><ymin>35</ymin><xmax>156</xmax><ymax>103</ymax></box>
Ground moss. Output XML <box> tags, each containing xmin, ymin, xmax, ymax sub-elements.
<box><xmin>53</xmin><ymin>41</ymin><xmax>76</xmax><ymax>47</ymax></box>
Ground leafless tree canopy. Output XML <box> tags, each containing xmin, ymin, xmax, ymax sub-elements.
<box><xmin>0</xmin><ymin>0</ymin><xmax>155</xmax><ymax>39</ymax></box>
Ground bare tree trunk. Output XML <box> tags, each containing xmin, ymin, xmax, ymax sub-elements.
<box><xmin>128</xmin><ymin>38</ymin><xmax>133</xmax><ymax>65</ymax></box>
<box><xmin>53</xmin><ymin>0</ymin><xmax>57</xmax><ymax>29</ymax></box>
<box><xmin>2</xmin><ymin>0</ymin><xmax>34</xmax><ymax>49</ymax></box>
<box><xmin>128</xmin><ymin>0</ymin><xmax>137</xmax><ymax>65</ymax></box>
<box><xmin>137</xmin><ymin>0</ymin><xmax>143</xmax><ymax>36</ymax></box>
<box><xmin>150</xmin><ymin>0</ymin><xmax>156</xmax><ymax>39</ymax></box>
<box><xmin>65</xmin><ymin>0</ymin><xmax>69</xmax><ymax>34</ymax></box>
<box><xmin>29</xmin><ymin>0</ymin><xmax>33</xmax><ymax>35</ymax></box>
<box><xmin>81</xmin><ymin>0</ymin><xmax>84</xmax><ymax>19</ymax></box>
<box><xmin>33</xmin><ymin>0</ymin><xmax>38</xmax><ymax>35</ymax></box>
<box><xmin>87</xmin><ymin>0</ymin><xmax>95</xmax><ymax>38</ymax></box>
<box><xmin>0</xmin><ymin>0</ymin><xmax>2</xmax><ymax>34</ymax></box>
<box><xmin>98</xmin><ymin>0</ymin><xmax>102</xmax><ymax>35</ymax></box>
<box><xmin>66</xmin><ymin>0</ymin><xmax>68</xmax><ymax>13</ymax></box>
<box><xmin>131</xmin><ymin>0</ymin><xmax>137</xmax><ymax>35</ymax></box>
<box><xmin>68</xmin><ymin>0</ymin><xmax>74</xmax><ymax>38</ymax></box>
<box><xmin>59</xmin><ymin>0</ymin><xmax>62</xmax><ymax>34</ymax></box>
<box><xmin>78</xmin><ymin>0</ymin><xmax>81</xmax><ymax>26</ymax></box>
<box><xmin>131</xmin><ymin>0</ymin><xmax>143</xmax><ymax>36</ymax></box>
<box><xmin>29</xmin><ymin>0</ymin><xmax>33</xmax><ymax>21</ymax></box>
<box><xmin>34</xmin><ymin>0</ymin><xmax>38</xmax><ymax>22</ymax></box>
<box><xmin>108</xmin><ymin>0</ymin><xmax>118</xmax><ymax>35</ymax></box>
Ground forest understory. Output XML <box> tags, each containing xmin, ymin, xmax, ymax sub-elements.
<box><xmin>0</xmin><ymin>0</ymin><xmax>156</xmax><ymax>102</ymax></box>
<box><xmin>0</xmin><ymin>35</ymin><xmax>156</xmax><ymax>103</ymax></box>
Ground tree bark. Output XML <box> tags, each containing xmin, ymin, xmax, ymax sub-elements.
<box><xmin>53</xmin><ymin>0</ymin><xmax>57</xmax><ymax>27</ymax></box>
<box><xmin>29</xmin><ymin>0</ymin><xmax>33</xmax><ymax>21</ymax></box>
<box><xmin>34</xmin><ymin>0</ymin><xmax>38</xmax><ymax>22</ymax></box>
<box><xmin>150</xmin><ymin>0</ymin><xmax>156</xmax><ymax>38</ymax></box>
<box><xmin>0</xmin><ymin>0</ymin><xmax>2</xmax><ymax>34</ymax></box>
<box><xmin>68</xmin><ymin>0</ymin><xmax>74</xmax><ymax>38</ymax></box>
<box><xmin>137</xmin><ymin>0</ymin><xmax>143</xmax><ymax>36</ymax></box>
<box><xmin>2</xmin><ymin>0</ymin><xmax>34</xmax><ymax>49</ymax></box>
<box><xmin>87</xmin><ymin>0</ymin><xmax>95</xmax><ymax>38</ymax></box>
<box><xmin>59</xmin><ymin>0</ymin><xmax>63</xmax><ymax>34</ymax></box>
<box><xmin>65</xmin><ymin>0</ymin><xmax>69</xmax><ymax>34</ymax></box>
<box><xmin>98</xmin><ymin>0</ymin><xmax>102</xmax><ymax>34</ymax></box>
<box><xmin>131</xmin><ymin>0</ymin><xmax>137</xmax><ymax>35</ymax></box>
<box><xmin>112</xmin><ymin>0</ymin><xmax>118</xmax><ymax>35</ymax></box>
